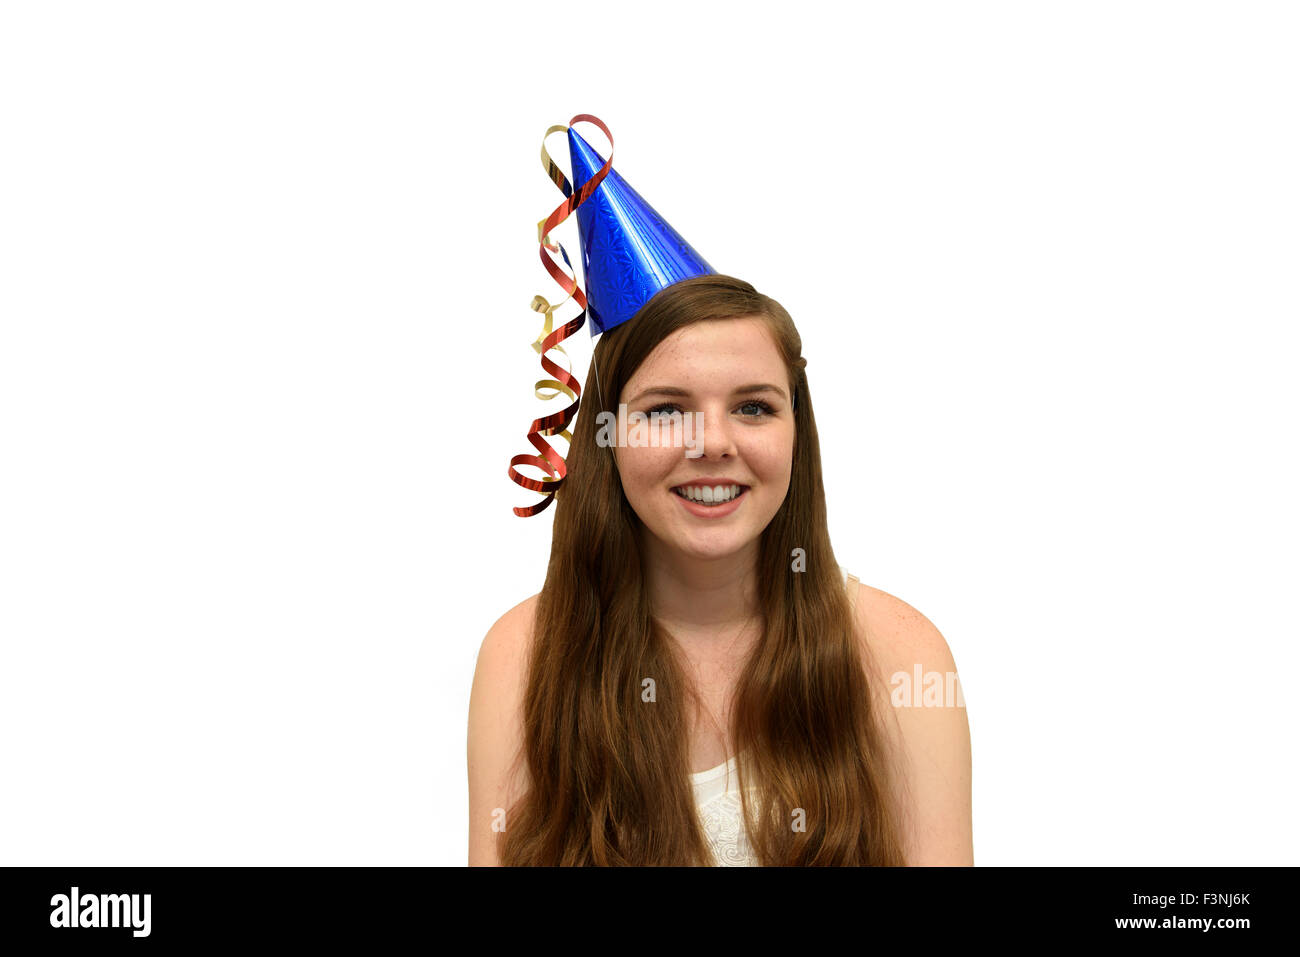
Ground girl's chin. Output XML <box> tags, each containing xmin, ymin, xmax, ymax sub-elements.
<box><xmin>659</xmin><ymin>524</ymin><xmax>759</xmax><ymax>557</ymax></box>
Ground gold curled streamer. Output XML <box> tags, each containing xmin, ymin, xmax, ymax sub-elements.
<box><xmin>529</xmin><ymin>294</ymin><xmax>576</xmax><ymax>416</ymax></box>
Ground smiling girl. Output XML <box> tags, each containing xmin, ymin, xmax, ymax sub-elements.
<box><xmin>470</xmin><ymin>273</ymin><xmax>973</xmax><ymax>866</ymax></box>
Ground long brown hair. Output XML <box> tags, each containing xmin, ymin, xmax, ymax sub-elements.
<box><xmin>500</xmin><ymin>274</ymin><xmax>907</xmax><ymax>865</ymax></box>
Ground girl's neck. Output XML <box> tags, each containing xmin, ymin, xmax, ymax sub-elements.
<box><xmin>642</xmin><ymin>537</ymin><xmax>762</xmax><ymax>637</ymax></box>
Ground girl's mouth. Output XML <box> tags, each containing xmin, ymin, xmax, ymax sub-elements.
<box><xmin>670</xmin><ymin>483</ymin><xmax>749</xmax><ymax>517</ymax></box>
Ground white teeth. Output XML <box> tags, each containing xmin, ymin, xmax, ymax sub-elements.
<box><xmin>672</xmin><ymin>483</ymin><xmax>742</xmax><ymax>505</ymax></box>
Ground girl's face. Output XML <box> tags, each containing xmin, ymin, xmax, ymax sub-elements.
<box><xmin>613</xmin><ymin>316</ymin><xmax>796</xmax><ymax>562</ymax></box>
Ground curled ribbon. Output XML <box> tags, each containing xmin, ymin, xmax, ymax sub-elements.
<box><xmin>507</xmin><ymin>114</ymin><xmax>615</xmax><ymax>517</ymax></box>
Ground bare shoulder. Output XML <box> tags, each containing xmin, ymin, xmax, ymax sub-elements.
<box><xmin>477</xmin><ymin>592</ymin><xmax>540</xmax><ymax>673</ymax></box>
<box><xmin>850</xmin><ymin>579</ymin><xmax>974</xmax><ymax>866</ymax></box>
<box><xmin>852</xmin><ymin>582</ymin><xmax>958</xmax><ymax>677</ymax></box>
<box><xmin>467</xmin><ymin>592</ymin><xmax>539</xmax><ymax>866</ymax></box>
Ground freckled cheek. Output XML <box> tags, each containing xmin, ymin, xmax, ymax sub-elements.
<box><xmin>615</xmin><ymin>445</ymin><xmax>682</xmax><ymax>503</ymax></box>
<box><xmin>737</xmin><ymin>432</ymin><xmax>794</xmax><ymax>487</ymax></box>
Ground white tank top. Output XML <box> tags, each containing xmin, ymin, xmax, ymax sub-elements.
<box><xmin>691</xmin><ymin>565</ymin><xmax>859</xmax><ymax>866</ymax></box>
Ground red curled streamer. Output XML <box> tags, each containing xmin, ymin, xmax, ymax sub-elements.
<box><xmin>507</xmin><ymin>114</ymin><xmax>615</xmax><ymax>517</ymax></box>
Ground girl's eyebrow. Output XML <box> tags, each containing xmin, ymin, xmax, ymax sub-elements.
<box><xmin>629</xmin><ymin>383</ymin><xmax>788</xmax><ymax>403</ymax></box>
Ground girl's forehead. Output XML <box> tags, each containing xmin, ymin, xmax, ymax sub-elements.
<box><xmin>630</xmin><ymin>317</ymin><xmax>785</xmax><ymax>380</ymax></box>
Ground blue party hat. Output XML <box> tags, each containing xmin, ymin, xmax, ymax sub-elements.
<box><xmin>567</xmin><ymin>128</ymin><xmax>715</xmax><ymax>334</ymax></box>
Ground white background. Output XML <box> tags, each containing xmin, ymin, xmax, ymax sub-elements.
<box><xmin>1</xmin><ymin>1</ymin><xmax>1296</xmax><ymax>866</ymax></box>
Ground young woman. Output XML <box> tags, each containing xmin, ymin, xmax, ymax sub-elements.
<box><xmin>469</xmin><ymin>274</ymin><xmax>972</xmax><ymax>865</ymax></box>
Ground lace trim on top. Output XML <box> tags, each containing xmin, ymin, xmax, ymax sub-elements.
<box><xmin>692</xmin><ymin>752</ymin><xmax>760</xmax><ymax>866</ymax></box>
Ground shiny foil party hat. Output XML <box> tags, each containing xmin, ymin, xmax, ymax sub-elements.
<box><xmin>566</xmin><ymin>127</ymin><xmax>715</xmax><ymax>334</ymax></box>
<box><xmin>507</xmin><ymin>113</ymin><xmax>716</xmax><ymax>517</ymax></box>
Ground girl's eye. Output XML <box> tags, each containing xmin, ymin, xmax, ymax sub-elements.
<box><xmin>737</xmin><ymin>400</ymin><xmax>775</xmax><ymax>417</ymax></box>
<box><xmin>646</xmin><ymin>403</ymin><xmax>684</xmax><ymax>417</ymax></box>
